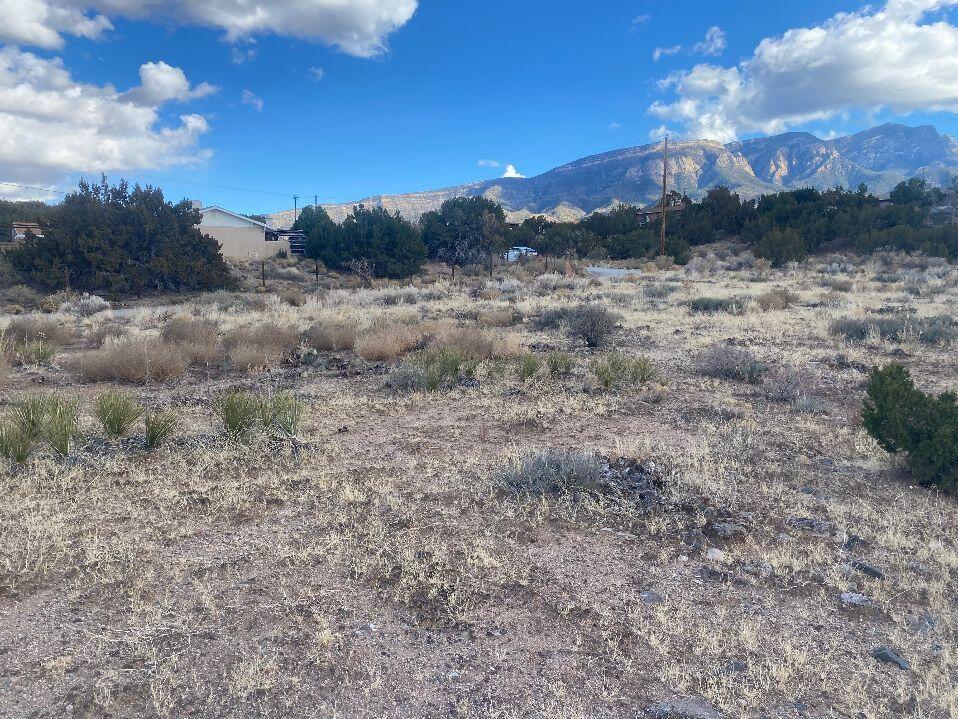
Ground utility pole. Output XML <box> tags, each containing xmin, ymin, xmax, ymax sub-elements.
<box><xmin>293</xmin><ymin>195</ymin><xmax>299</xmax><ymax>223</ymax></box>
<box><xmin>660</xmin><ymin>135</ymin><xmax>669</xmax><ymax>257</ymax></box>
<box><xmin>314</xmin><ymin>194</ymin><xmax>318</xmax><ymax>208</ymax></box>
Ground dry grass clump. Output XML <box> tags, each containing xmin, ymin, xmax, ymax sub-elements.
<box><xmin>829</xmin><ymin>314</ymin><xmax>957</xmax><ymax>345</ymax></box>
<box><xmin>87</xmin><ymin>322</ymin><xmax>127</xmax><ymax>348</ymax></box>
<box><xmin>64</xmin><ymin>336</ymin><xmax>191</xmax><ymax>383</ymax></box>
<box><xmin>355</xmin><ymin>324</ymin><xmax>424</xmax><ymax>362</ymax></box>
<box><xmin>278</xmin><ymin>289</ymin><xmax>308</xmax><ymax>307</ymax></box>
<box><xmin>755</xmin><ymin>287</ymin><xmax>800</xmax><ymax>311</ymax></box>
<box><xmin>4</xmin><ymin>314</ymin><xmax>77</xmax><ymax>345</ymax></box>
<box><xmin>431</xmin><ymin>325</ymin><xmax>521</xmax><ymax>360</ymax></box>
<box><xmin>478</xmin><ymin>308</ymin><xmax>519</xmax><ymax>328</ymax></box>
<box><xmin>160</xmin><ymin>316</ymin><xmax>219</xmax><ymax>345</ymax></box>
<box><xmin>224</xmin><ymin>322</ymin><xmax>301</xmax><ymax>371</ymax></box>
<box><xmin>495</xmin><ymin>448</ymin><xmax>606</xmax><ymax>496</ymax></box>
<box><xmin>304</xmin><ymin>319</ymin><xmax>358</xmax><ymax>352</ymax></box>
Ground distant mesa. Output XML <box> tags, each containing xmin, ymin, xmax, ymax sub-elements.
<box><xmin>268</xmin><ymin>123</ymin><xmax>958</xmax><ymax>227</ymax></box>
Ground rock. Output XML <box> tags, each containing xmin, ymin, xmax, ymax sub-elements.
<box><xmin>640</xmin><ymin>590</ymin><xmax>665</xmax><ymax>604</ymax></box>
<box><xmin>777</xmin><ymin>532</ymin><xmax>795</xmax><ymax>543</ymax></box>
<box><xmin>652</xmin><ymin>695</ymin><xmax>725</xmax><ymax>719</ymax></box>
<box><xmin>872</xmin><ymin>646</ymin><xmax>910</xmax><ymax>670</ymax></box>
<box><xmin>714</xmin><ymin>660</ymin><xmax>748</xmax><ymax>676</ymax></box>
<box><xmin>840</xmin><ymin>592</ymin><xmax>873</xmax><ymax>607</ymax></box>
<box><xmin>785</xmin><ymin>516</ymin><xmax>833</xmax><ymax>534</ymax></box>
<box><xmin>851</xmin><ymin>560</ymin><xmax>885</xmax><ymax>580</ymax></box>
<box><xmin>711</xmin><ymin>522</ymin><xmax>746</xmax><ymax>540</ymax></box>
<box><xmin>705</xmin><ymin>548</ymin><xmax>725</xmax><ymax>562</ymax></box>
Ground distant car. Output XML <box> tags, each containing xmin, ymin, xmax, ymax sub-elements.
<box><xmin>505</xmin><ymin>246</ymin><xmax>538</xmax><ymax>262</ymax></box>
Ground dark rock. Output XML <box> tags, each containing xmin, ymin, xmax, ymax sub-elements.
<box><xmin>843</xmin><ymin>534</ymin><xmax>868</xmax><ymax>550</ymax></box>
<box><xmin>640</xmin><ymin>591</ymin><xmax>665</xmax><ymax>604</ymax></box>
<box><xmin>851</xmin><ymin>560</ymin><xmax>885</xmax><ymax>580</ymax></box>
<box><xmin>652</xmin><ymin>695</ymin><xmax>725</xmax><ymax>719</ymax></box>
<box><xmin>714</xmin><ymin>660</ymin><xmax>748</xmax><ymax>676</ymax></box>
<box><xmin>710</xmin><ymin>522</ymin><xmax>746</xmax><ymax>540</ymax></box>
<box><xmin>872</xmin><ymin>646</ymin><xmax>910</xmax><ymax>670</ymax></box>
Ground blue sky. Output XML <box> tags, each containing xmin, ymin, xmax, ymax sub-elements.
<box><xmin>2</xmin><ymin>0</ymin><xmax>958</xmax><ymax>214</ymax></box>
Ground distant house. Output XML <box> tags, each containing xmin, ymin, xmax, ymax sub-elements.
<box><xmin>0</xmin><ymin>221</ymin><xmax>43</xmax><ymax>251</ymax></box>
<box><xmin>198</xmin><ymin>205</ymin><xmax>291</xmax><ymax>260</ymax></box>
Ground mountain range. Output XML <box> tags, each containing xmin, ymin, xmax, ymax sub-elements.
<box><xmin>267</xmin><ymin>123</ymin><xmax>958</xmax><ymax>227</ymax></box>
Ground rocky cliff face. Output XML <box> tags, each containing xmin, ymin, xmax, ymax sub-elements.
<box><xmin>267</xmin><ymin>123</ymin><xmax>958</xmax><ymax>228</ymax></box>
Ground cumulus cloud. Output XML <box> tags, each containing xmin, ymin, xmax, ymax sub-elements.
<box><xmin>648</xmin><ymin>0</ymin><xmax>958</xmax><ymax>142</ymax></box>
<box><xmin>501</xmin><ymin>164</ymin><xmax>525</xmax><ymax>179</ymax></box>
<box><xmin>693</xmin><ymin>26</ymin><xmax>726</xmax><ymax>56</ymax></box>
<box><xmin>230</xmin><ymin>46</ymin><xmax>257</xmax><ymax>65</ymax></box>
<box><xmin>0</xmin><ymin>0</ymin><xmax>419</xmax><ymax>57</ymax></box>
<box><xmin>0</xmin><ymin>47</ymin><xmax>211</xmax><ymax>189</ymax></box>
<box><xmin>125</xmin><ymin>61</ymin><xmax>217</xmax><ymax>105</ymax></box>
<box><xmin>240</xmin><ymin>89</ymin><xmax>263</xmax><ymax>112</ymax></box>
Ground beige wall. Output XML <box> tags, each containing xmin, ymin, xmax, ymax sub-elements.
<box><xmin>200</xmin><ymin>225</ymin><xmax>290</xmax><ymax>259</ymax></box>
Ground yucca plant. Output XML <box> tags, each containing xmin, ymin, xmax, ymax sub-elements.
<box><xmin>43</xmin><ymin>398</ymin><xmax>79</xmax><ymax>456</ymax></box>
<box><xmin>215</xmin><ymin>392</ymin><xmax>259</xmax><ymax>440</ymax></box>
<box><xmin>517</xmin><ymin>353</ymin><xmax>543</xmax><ymax>382</ymax></box>
<box><xmin>0</xmin><ymin>422</ymin><xmax>38</xmax><ymax>464</ymax></box>
<box><xmin>144</xmin><ymin>411</ymin><xmax>177</xmax><ymax>450</ymax></box>
<box><xmin>94</xmin><ymin>392</ymin><xmax>144</xmax><ymax>439</ymax></box>
<box><xmin>265</xmin><ymin>394</ymin><xmax>303</xmax><ymax>437</ymax></box>
<box><xmin>13</xmin><ymin>395</ymin><xmax>58</xmax><ymax>440</ymax></box>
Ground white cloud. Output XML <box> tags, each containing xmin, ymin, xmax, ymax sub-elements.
<box><xmin>230</xmin><ymin>46</ymin><xmax>257</xmax><ymax>65</ymax></box>
<box><xmin>478</xmin><ymin>159</ymin><xmax>501</xmax><ymax>168</ymax></box>
<box><xmin>125</xmin><ymin>61</ymin><xmax>217</xmax><ymax>104</ymax></box>
<box><xmin>693</xmin><ymin>26</ymin><xmax>726</xmax><ymax>56</ymax></box>
<box><xmin>653</xmin><ymin>45</ymin><xmax>682</xmax><ymax>61</ymax></box>
<box><xmin>631</xmin><ymin>14</ymin><xmax>651</xmax><ymax>26</ymax></box>
<box><xmin>609</xmin><ymin>121</ymin><xmax>622</xmax><ymax>131</ymax></box>
<box><xmin>308</xmin><ymin>66</ymin><xmax>326</xmax><ymax>82</ymax></box>
<box><xmin>240</xmin><ymin>89</ymin><xmax>263</xmax><ymax>112</ymax></box>
<box><xmin>0</xmin><ymin>47</ymin><xmax>211</xmax><ymax>190</ymax></box>
<box><xmin>0</xmin><ymin>0</ymin><xmax>419</xmax><ymax>57</ymax></box>
<box><xmin>502</xmin><ymin>164</ymin><xmax>525</xmax><ymax>178</ymax></box>
<box><xmin>648</xmin><ymin>0</ymin><xmax>958</xmax><ymax>142</ymax></box>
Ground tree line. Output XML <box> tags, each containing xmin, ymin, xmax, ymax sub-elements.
<box><xmin>2</xmin><ymin>175</ymin><xmax>955</xmax><ymax>296</ymax></box>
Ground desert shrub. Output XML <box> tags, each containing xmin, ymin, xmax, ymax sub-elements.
<box><xmin>535</xmin><ymin>307</ymin><xmax>571</xmax><ymax>330</ymax></box>
<box><xmin>565</xmin><ymin>304</ymin><xmax>620</xmax><ymax>349</ymax></box>
<box><xmin>215</xmin><ymin>392</ymin><xmax>260</xmax><ymax>440</ymax></box>
<box><xmin>65</xmin><ymin>337</ymin><xmax>190</xmax><ymax>383</ymax></box>
<box><xmin>160</xmin><ymin>316</ymin><xmax>218</xmax><ymax>345</ymax></box>
<box><xmin>821</xmin><ymin>277</ymin><xmax>854</xmax><ymax>292</ymax></box>
<box><xmin>591</xmin><ymin>352</ymin><xmax>656</xmax><ymax>390</ymax></box>
<box><xmin>434</xmin><ymin>326</ymin><xmax>518</xmax><ymax>360</ymax></box>
<box><xmin>88</xmin><ymin>323</ymin><xmax>127</xmax><ymax>348</ymax></box>
<box><xmin>229</xmin><ymin>345</ymin><xmax>273</xmax><ymax>373</ymax></box>
<box><xmin>2</xmin><ymin>284</ymin><xmax>42</xmax><ymax>309</ymax></box>
<box><xmin>355</xmin><ymin>324</ymin><xmax>423</xmax><ymax>361</ymax></box>
<box><xmin>696</xmin><ymin>342</ymin><xmax>766</xmax><ymax>383</ymax></box>
<box><xmin>144</xmin><ymin>411</ymin><xmax>177</xmax><ymax>450</ymax></box>
<box><xmin>478</xmin><ymin>309</ymin><xmax>518</xmax><ymax>328</ymax></box>
<box><xmin>517</xmin><ymin>353</ymin><xmax>544</xmax><ymax>381</ymax></box>
<box><xmin>279</xmin><ymin>289</ymin><xmax>307</xmax><ymax>307</ymax></box>
<box><xmin>5</xmin><ymin>314</ymin><xmax>76</xmax><ymax>345</ymax></box>
<box><xmin>94</xmin><ymin>392</ymin><xmax>143</xmax><ymax>438</ymax></box>
<box><xmin>383</xmin><ymin>363</ymin><xmax>430</xmax><ymax>393</ymax></box>
<box><xmin>763</xmin><ymin>368</ymin><xmax>805</xmax><ymax>403</ymax></box>
<box><xmin>644</xmin><ymin>283</ymin><xmax>678</xmax><ymax>300</ymax></box>
<box><xmin>793</xmin><ymin>395</ymin><xmax>828</xmax><ymax>414</ymax></box>
<box><xmin>304</xmin><ymin>320</ymin><xmax>357</xmax><ymax>352</ymax></box>
<box><xmin>547</xmin><ymin>351</ymin><xmax>575</xmax><ymax>376</ymax></box>
<box><xmin>756</xmin><ymin>288</ymin><xmax>800</xmax><ymax>311</ymax></box>
<box><xmin>829</xmin><ymin>315</ymin><xmax>957</xmax><ymax>345</ymax></box>
<box><xmin>862</xmin><ymin>364</ymin><xmax>957</xmax><ymax>492</ymax></box>
<box><xmin>495</xmin><ymin>448</ymin><xmax>606</xmax><ymax>496</ymax></box>
<box><xmin>59</xmin><ymin>293</ymin><xmax>110</xmax><ymax>316</ymax></box>
<box><xmin>690</xmin><ymin>296</ymin><xmax>747</xmax><ymax>314</ymax></box>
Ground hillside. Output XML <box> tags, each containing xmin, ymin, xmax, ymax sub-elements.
<box><xmin>268</xmin><ymin>123</ymin><xmax>958</xmax><ymax>228</ymax></box>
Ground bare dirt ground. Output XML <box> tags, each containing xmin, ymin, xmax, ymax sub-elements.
<box><xmin>0</xmin><ymin>250</ymin><xmax>956</xmax><ymax>718</ymax></box>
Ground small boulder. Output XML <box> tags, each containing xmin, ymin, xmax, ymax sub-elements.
<box><xmin>652</xmin><ymin>695</ymin><xmax>725</xmax><ymax>719</ymax></box>
<box><xmin>872</xmin><ymin>645</ymin><xmax>910</xmax><ymax>670</ymax></box>
<box><xmin>840</xmin><ymin>592</ymin><xmax>873</xmax><ymax>607</ymax></box>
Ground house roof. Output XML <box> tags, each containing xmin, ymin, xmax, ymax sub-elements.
<box><xmin>200</xmin><ymin>205</ymin><xmax>276</xmax><ymax>231</ymax></box>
